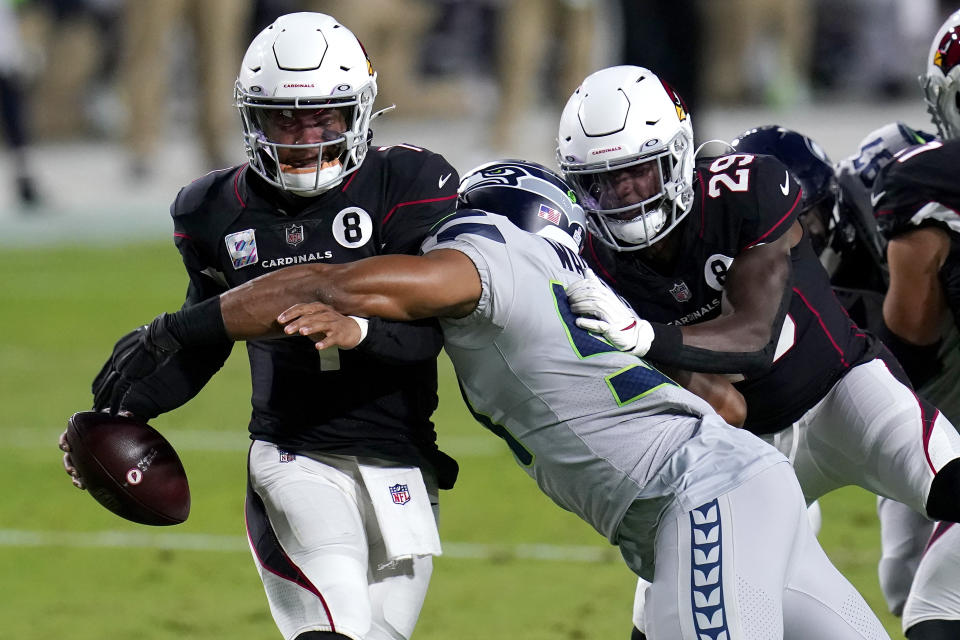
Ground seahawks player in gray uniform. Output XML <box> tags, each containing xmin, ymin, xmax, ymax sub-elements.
<box><xmin>117</xmin><ymin>160</ymin><xmax>891</xmax><ymax>640</ymax></box>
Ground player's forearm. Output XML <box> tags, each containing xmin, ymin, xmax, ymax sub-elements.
<box><xmin>646</xmin><ymin>263</ymin><xmax>791</xmax><ymax>375</ymax></box>
<box><xmin>658</xmin><ymin>365</ymin><xmax>747</xmax><ymax>425</ymax></box>
<box><xmin>311</xmin><ymin>251</ymin><xmax>480</xmax><ymax>321</ymax></box>
<box><xmin>169</xmin><ymin>254</ymin><xmax>465</xmax><ymax>345</ymax></box>
<box><xmin>219</xmin><ymin>263</ymin><xmax>339</xmax><ymax>339</ymax></box>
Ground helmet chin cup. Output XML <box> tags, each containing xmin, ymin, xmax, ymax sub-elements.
<box><xmin>279</xmin><ymin>163</ymin><xmax>344</xmax><ymax>196</ymax></box>
<box><xmin>609</xmin><ymin>207</ymin><xmax>667</xmax><ymax>245</ymax></box>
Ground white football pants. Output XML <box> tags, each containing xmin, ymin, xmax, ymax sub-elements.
<box><xmin>902</xmin><ymin>521</ymin><xmax>960</xmax><ymax>633</ymax></box>
<box><xmin>772</xmin><ymin>358</ymin><xmax>960</xmax><ymax>512</ymax></box>
<box><xmin>246</xmin><ymin>440</ymin><xmax>439</xmax><ymax>640</ymax></box>
<box><xmin>770</xmin><ymin>358</ymin><xmax>960</xmax><ymax>634</ymax></box>
<box><xmin>623</xmin><ymin>462</ymin><xmax>889</xmax><ymax>640</ymax></box>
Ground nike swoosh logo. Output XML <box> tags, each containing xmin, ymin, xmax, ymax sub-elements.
<box><xmin>779</xmin><ymin>170</ymin><xmax>790</xmax><ymax>196</ymax></box>
<box><xmin>438</xmin><ymin>173</ymin><xmax>452</xmax><ymax>189</ymax></box>
<box><xmin>870</xmin><ymin>190</ymin><xmax>886</xmax><ymax>208</ymax></box>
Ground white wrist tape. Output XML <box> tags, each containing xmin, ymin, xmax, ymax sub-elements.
<box><xmin>349</xmin><ymin>316</ymin><xmax>370</xmax><ymax>345</ymax></box>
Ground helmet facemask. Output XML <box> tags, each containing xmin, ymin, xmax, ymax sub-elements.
<box><xmin>237</xmin><ymin>87</ymin><xmax>375</xmax><ymax>196</ymax></box>
<box><xmin>921</xmin><ymin>69</ymin><xmax>960</xmax><ymax>140</ymax></box>
<box><xmin>564</xmin><ymin>130</ymin><xmax>694</xmax><ymax>251</ymax></box>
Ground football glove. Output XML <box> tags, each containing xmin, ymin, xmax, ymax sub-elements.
<box><xmin>91</xmin><ymin>313</ymin><xmax>184</xmax><ymax>417</ymax></box>
<box><xmin>566</xmin><ymin>269</ymin><xmax>654</xmax><ymax>357</ymax></box>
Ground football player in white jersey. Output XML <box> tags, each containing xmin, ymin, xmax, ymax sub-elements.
<box><xmin>102</xmin><ymin>160</ymin><xmax>892</xmax><ymax>639</ymax></box>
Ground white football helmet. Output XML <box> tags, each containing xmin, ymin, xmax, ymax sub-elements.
<box><xmin>236</xmin><ymin>13</ymin><xmax>381</xmax><ymax>195</ymax></box>
<box><xmin>921</xmin><ymin>9</ymin><xmax>960</xmax><ymax>140</ymax></box>
<box><xmin>557</xmin><ymin>66</ymin><xmax>695</xmax><ymax>251</ymax></box>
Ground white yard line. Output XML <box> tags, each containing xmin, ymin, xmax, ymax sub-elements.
<box><xmin>2</xmin><ymin>428</ymin><xmax>502</xmax><ymax>456</ymax></box>
<box><xmin>0</xmin><ymin>529</ymin><xmax>617</xmax><ymax>563</ymax></box>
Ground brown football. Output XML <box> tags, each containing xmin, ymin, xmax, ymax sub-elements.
<box><xmin>65</xmin><ymin>411</ymin><xmax>190</xmax><ymax>525</ymax></box>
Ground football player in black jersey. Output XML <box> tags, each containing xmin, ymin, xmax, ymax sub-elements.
<box><xmin>871</xmin><ymin>135</ymin><xmax>960</xmax><ymax>640</ymax></box>
<box><xmin>738</xmin><ymin>124</ymin><xmax>960</xmax><ymax>640</ymax></box>
<box><xmin>557</xmin><ymin>65</ymin><xmax>960</xmax><ymax>640</ymax></box>
<box><xmin>60</xmin><ymin>13</ymin><xmax>459</xmax><ymax>640</ymax></box>
<box><xmin>817</xmin><ymin>13</ymin><xmax>960</xmax><ymax>638</ymax></box>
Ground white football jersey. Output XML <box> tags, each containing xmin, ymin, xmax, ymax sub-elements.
<box><xmin>422</xmin><ymin>211</ymin><xmax>786</xmax><ymax>542</ymax></box>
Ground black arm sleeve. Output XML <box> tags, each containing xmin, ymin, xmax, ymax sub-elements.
<box><xmin>645</xmin><ymin>280</ymin><xmax>792</xmax><ymax>375</ymax></box>
<box><xmin>118</xmin><ymin>196</ymin><xmax>235</xmax><ymax>417</ymax></box>
<box><xmin>116</xmin><ymin>340</ymin><xmax>234</xmax><ymax>419</ymax></box>
<box><xmin>353</xmin><ymin>317</ymin><xmax>444</xmax><ymax>365</ymax></box>
<box><xmin>875</xmin><ymin>320</ymin><xmax>943</xmax><ymax>389</ymax></box>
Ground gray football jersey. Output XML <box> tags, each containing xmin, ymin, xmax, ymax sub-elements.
<box><xmin>423</xmin><ymin>211</ymin><xmax>786</xmax><ymax>542</ymax></box>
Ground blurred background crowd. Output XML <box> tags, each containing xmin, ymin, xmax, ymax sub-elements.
<box><xmin>0</xmin><ymin>0</ymin><xmax>956</xmax><ymax>223</ymax></box>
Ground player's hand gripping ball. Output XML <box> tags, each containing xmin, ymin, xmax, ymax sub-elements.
<box><xmin>59</xmin><ymin>411</ymin><xmax>190</xmax><ymax>525</ymax></box>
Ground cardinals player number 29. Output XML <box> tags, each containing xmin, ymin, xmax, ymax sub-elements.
<box><xmin>708</xmin><ymin>154</ymin><xmax>755</xmax><ymax>197</ymax></box>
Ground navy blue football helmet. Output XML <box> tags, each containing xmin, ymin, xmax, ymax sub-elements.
<box><xmin>731</xmin><ymin>125</ymin><xmax>839</xmax><ymax>255</ymax></box>
<box><xmin>458</xmin><ymin>160</ymin><xmax>587</xmax><ymax>252</ymax></box>
<box><xmin>732</xmin><ymin>125</ymin><xmax>888</xmax><ymax>293</ymax></box>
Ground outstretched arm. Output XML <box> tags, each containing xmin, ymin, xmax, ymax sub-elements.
<box><xmin>219</xmin><ymin>249</ymin><xmax>482</xmax><ymax>340</ymax></box>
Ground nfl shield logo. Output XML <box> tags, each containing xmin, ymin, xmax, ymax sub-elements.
<box><xmin>669</xmin><ymin>281</ymin><xmax>691</xmax><ymax>302</ymax></box>
<box><xmin>285</xmin><ymin>224</ymin><xmax>304</xmax><ymax>247</ymax></box>
<box><xmin>389</xmin><ymin>483</ymin><xmax>411</xmax><ymax>505</ymax></box>
<box><xmin>278</xmin><ymin>450</ymin><xmax>296</xmax><ymax>463</ymax></box>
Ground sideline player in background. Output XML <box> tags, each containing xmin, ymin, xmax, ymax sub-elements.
<box><xmin>73</xmin><ymin>159</ymin><xmax>892</xmax><ymax>640</ymax></box>
<box><xmin>61</xmin><ymin>13</ymin><xmax>459</xmax><ymax>640</ymax></box>
<box><xmin>0</xmin><ymin>0</ymin><xmax>40</xmax><ymax>206</ymax></box>
<box><xmin>556</xmin><ymin>65</ymin><xmax>960</xmax><ymax>640</ymax></box>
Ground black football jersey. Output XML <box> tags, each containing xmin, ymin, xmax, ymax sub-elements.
<box><xmin>585</xmin><ymin>153</ymin><xmax>877</xmax><ymax>434</ymax></box>
<box><xmin>170</xmin><ymin>144</ymin><xmax>459</xmax><ymax>486</ymax></box>
<box><xmin>875</xmin><ymin>138</ymin><xmax>960</xmax><ymax>330</ymax></box>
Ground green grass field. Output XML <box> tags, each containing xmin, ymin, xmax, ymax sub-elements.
<box><xmin>0</xmin><ymin>241</ymin><xmax>901</xmax><ymax>639</ymax></box>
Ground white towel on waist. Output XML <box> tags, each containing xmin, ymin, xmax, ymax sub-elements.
<box><xmin>357</xmin><ymin>463</ymin><xmax>442</xmax><ymax>561</ymax></box>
